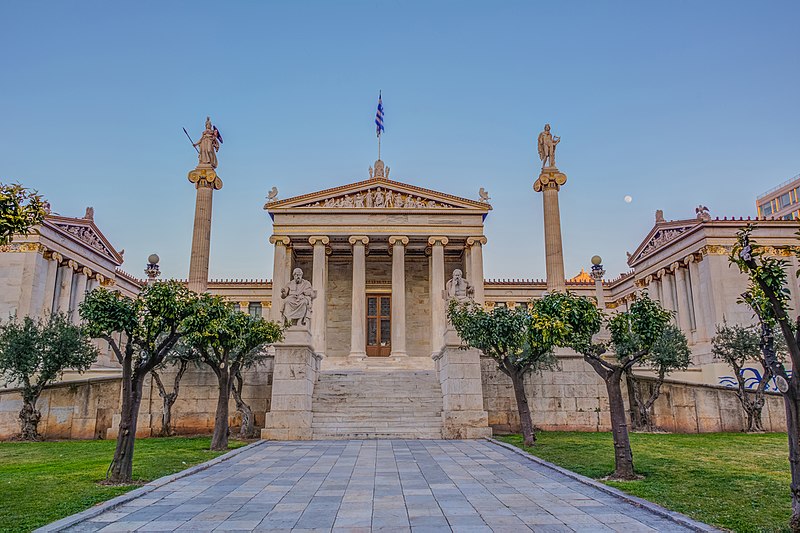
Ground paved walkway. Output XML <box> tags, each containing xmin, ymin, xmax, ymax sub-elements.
<box><xmin>61</xmin><ymin>440</ymin><xmax>705</xmax><ymax>532</ymax></box>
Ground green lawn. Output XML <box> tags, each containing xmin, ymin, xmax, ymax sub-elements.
<box><xmin>498</xmin><ymin>431</ymin><xmax>790</xmax><ymax>533</ymax></box>
<box><xmin>0</xmin><ymin>436</ymin><xmax>246</xmax><ymax>533</ymax></box>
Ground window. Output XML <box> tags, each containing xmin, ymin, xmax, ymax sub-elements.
<box><xmin>248</xmin><ymin>302</ymin><xmax>262</xmax><ymax>317</ymax></box>
<box><xmin>233</xmin><ymin>303</ymin><xmax>240</xmax><ymax>312</ymax></box>
<box><xmin>780</xmin><ymin>192</ymin><xmax>792</xmax><ymax>209</ymax></box>
<box><xmin>760</xmin><ymin>202</ymin><xmax>773</xmax><ymax>216</ymax></box>
<box><xmin>783</xmin><ymin>214</ymin><xmax>793</xmax><ymax>220</ymax></box>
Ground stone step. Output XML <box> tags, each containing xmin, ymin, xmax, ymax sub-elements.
<box><xmin>312</xmin><ymin>415</ymin><xmax>442</xmax><ymax>422</ymax></box>
<box><xmin>311</xmin><ymin>432</ymin><xmax>443</xmax><ymax>440</ymax></box>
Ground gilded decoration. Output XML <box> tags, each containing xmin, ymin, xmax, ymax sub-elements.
<box><xmin>187</xmin><ymin>167</ymin><xmax>223</xmax><ymax>190</ymax></box>
<box><xmin>700</xmin><ymin>245</ymin><xmax>730</xmax><ymax>256</ymax></box>
<box><xmin>0</xmin><ymin>242</ymin><xmax>45</xmax><ymax>253</ymax></box>
<box><xmin>297</xmin><ymin>185</ymin><xmax>459</xmax><ymax>209</ymax></box>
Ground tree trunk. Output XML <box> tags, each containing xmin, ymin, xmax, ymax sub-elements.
<box><xmin>509</xmin><ymin>368</ymin><xmax>536</xmax><ymax>446</ymax></box>
<box><xmin>605</xmin><ymin>368</ymin><xmax>637</xmax><ymax>480</ymax></box>
<box><xmin>18</xmin><ymin>394</ymin><xmax>42</xmax><ymax>441</ymax></box>
<box><xmin>625</xmin><ymin>370</ymin><xmax>644</xmax><ymax>430</ymax></box>
<box><xmin>232</xmin><ymin>371</ymin><xmax>256</xmax><ymax>438</ymax></box>
<box><xmin>160</xmin><ymin>394</ymin><xmax>177</xmax><ymax>437</ymax></box>
<box><xmin>108</xmin><ymin>365</ymin><xmax>144</xmax><ymax>483</ymax></box>
<box><xmin>210</xmin><ymin>369</ymin><xmax>231</xmax><ymax>451</ymax></box>
<box><xmin>783</xmin><ymin>389</ymin><xmax>800</xmax><ymax>532</ymax></box>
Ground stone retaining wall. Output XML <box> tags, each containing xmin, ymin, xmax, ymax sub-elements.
<box><xmin>482</xmin><ymin>354</ymin><xmax>787</xmax><ymax>434</ymax></box>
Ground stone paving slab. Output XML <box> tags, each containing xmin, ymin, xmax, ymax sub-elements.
<box><xmin>49</xmin><ymin>439</ymin><xmax>716</xmax><ymax>532</ymax></box>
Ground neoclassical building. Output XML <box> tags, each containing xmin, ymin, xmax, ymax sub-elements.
<box><xmin>0</xmin><ymin>156</ymin><xmax>794</xmax><ymax>439</ymax></box>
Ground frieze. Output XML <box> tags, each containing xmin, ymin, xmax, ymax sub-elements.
<box><xmin>0</xmin><ymin>242</ymin><xmax>45</xmax><ymax>253</ymax></box>
<box><xmin>299</xmin><ymin>186</ymin><xmax>460</xmax><ymax>209</ymax></box>
<box><xmin>55</xmin><ymin>223</ymin><xmax>116</xmax><ymax>259</ymax></box>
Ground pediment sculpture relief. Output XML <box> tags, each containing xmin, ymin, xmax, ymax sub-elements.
<box><xmin>299</xmin><ymin>187</ymin><xmax>459</xmax><ymax>209</ymax></box>
<box><xmin>635</xmin><ymin>226</ymin><xmax>692</xmax><ymax>261</ymax></box>
<box><xmin>54</xmin><ymin>223</ymin><xmax>115</xmax><ymax>259</ymax></box>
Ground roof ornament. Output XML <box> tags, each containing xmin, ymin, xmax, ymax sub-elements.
<box><xmin>266</xmin><ymin>187</ymin><xmax>279</xmax><ymax>203</ymax></box>
<box><xmin>655</xmin><ymin>209</ymin><xmax>665</xmax><ymax>223</ymax></box>
<box><xmin>84</xmin><ymin>207</ymin><xmax>94</xmax><ymax>220</ymax></box>
<box><xmin>696</xmin><ymin>205</ymin><xmax>711</xmax><ymax>222</ymax></box>
<box><xmin>478</xmin><ymin>188</ymin><xmax>491</xmax><ymax>203</ymax></box>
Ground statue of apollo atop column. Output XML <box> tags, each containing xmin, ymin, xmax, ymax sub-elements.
<box><xmin>537</xmin><ymin>123</ymin><xmax>561</xmax><ymax>169</ymax></box>
<box><xmin>194</xmin><ymin>117</ymin><xmax>222</xmax><ymax>169</ymax></box>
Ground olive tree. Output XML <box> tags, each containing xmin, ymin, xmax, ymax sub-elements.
<box><xmin>447</xmin><ymin>299</ymin><xmax>564</xmax><ymax>446</ymax></box>
<box><xmin>712</xmin><ymin>322</ymin><xmax>776</xmax><ymax>432</ymax></box>
<box><xmin>730</xmin><ymin>225</ymin><xmax>800</xmax><ymax>531</ymax></box>
<box><xmin>626</xmin><ymin>324</ymin><xmax>691</xmax><ymax>431</ymax></box>
<box><xmin>0</xmin><ymin>182</ymin><xmax>47</xmax><ymax>245</ymax></box>
<box><xmin>0</xmin><ymin>314</ymin><xmax>97</xmax><ymax>440</ymax></box>
<box><xmin>79</xmin><ymin>282</ymin><xmax>209</xmax><ymax>483</ymax></box>
<box><xmin>149</xmin><ymin>344</ymin><xmax>197</xmax><ymax>437</ymax></box>
<box><xmin>184</xmin><ymin>300</ymin><xmax>283</xmax><ymax>449</ymax></box>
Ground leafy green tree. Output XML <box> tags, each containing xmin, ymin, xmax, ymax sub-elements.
<box><xmin>184</xmin><ymin>300</ymin><xmax>283</xmax><ymax>449</ymax></box>
<box><xmin>79</xmin><ymin>282</ymin><xmax>209</xmax><ymax>483</ymax></box>
<box><xmin>712</xmin><ymin>322</ymin><xmax>776</xmax><ymax>432</ymax></box>
<box><xmin>149</xmin><ymin>344</ymin><xmax>198</xmax><ymax>437</ymax></box>
<box><xmin>626</xmin><ymin>324</ymin><xmax>691</xmax><ymax>431</ymax></box>
<box><xmin>730</xmin><ymin>224</ymin><xmax>800</xmax><ymax>531</ymax></box>
<box><xmin>0</xmin><ymin>314</ymin><xmax>97</xmax><ymax>440</ymax></box>
<box><xmin>447</xmin><ymin>299</ymin><xmax>563</xmax><ymax>446</ymax></box>
<box><xmin>0</xmin><ymin>183</ymin><xmax>47</xmax><ymax>245</ymax></box>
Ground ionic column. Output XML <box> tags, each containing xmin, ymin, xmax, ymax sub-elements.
<box><xmin>389</xmin><ymin>236</ymin><xmax>409</xmax><ymax>357</ymax></box>
<box><xmin>687</xmin><ymin>256</ymin><xmax>708</xmax><ymax>341</ymax></box>
<box><xmin>269</xmin><ymin>236</ymin><xmax>291</xmax><ymax>322</ymax></box>
<box><xmin>429</xmin><ymin>236</ymin><xmax>449</xmax><ymax>356</ymax></box>
<box><xmin>534</xmin><ymin>169</ymin><xmax>568</xmax><ymax>293</ymax></box>
<box><xmin>41</xmin><ymin>252</ymin><xmax>62</xmax><ymax>316</ymax></box>
<box><xmin>659</xmin><ymin>268</ymin><xmax>674</xmax><ymax>313</ymax></box>
<box><xmin>57</xmin><ymin>260</ymin><xmax>78</xmax><ymax>315</ymax></box>
<box><xmin>187</xmin><ymin>167</ymin><xmax>223</xmax><ymax>293</ymax></box>
<box><xmin>349</xmin><ymin>236</ymin><xmax>369</xmax><ymax>357</ymax></box>
<box><xmin>72</xmin><ymin>267</ymin><xmax>91</xmax><ymax>323</ymax></box>
<box><xmin>309</xmin><ymin>236</ymin><xmax>330</xmax><ymax>357</ymax></box>
<box><xmin>466</xmin><ymin>236</ymin><xmax>487</xmax><ymax>305</ymax></box>
<box><xmin>673</xmin><ymin>263</ymin><xmax>692</xmax><ymax>333</ymax></box>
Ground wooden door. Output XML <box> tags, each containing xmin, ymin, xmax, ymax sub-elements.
<box><xmin>366</xmin><ymin>294</ymin><xmax>391</xmax><ymax>356</ymax></box>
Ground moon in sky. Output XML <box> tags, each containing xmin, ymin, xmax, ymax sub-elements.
<box><xmin>624</xmin><ymin>195</ymin><xmax>633</xmax><ymax>203</ymax></box>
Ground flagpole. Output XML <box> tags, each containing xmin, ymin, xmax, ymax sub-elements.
<box><xmin>378</xmin><ymin>134</ymin><xmax>381</xmax><ymax>161</ymax></box>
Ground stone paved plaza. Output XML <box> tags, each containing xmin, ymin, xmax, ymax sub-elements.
<box><xmin>61</xmin><ymin>440</ymin><xmax>703</xmax><ymax>532</ymax></box>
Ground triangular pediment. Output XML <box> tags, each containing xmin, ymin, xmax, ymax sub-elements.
<box><xmin>628</xmin><ymin>219</ymin><xmax>699</xmax><ymax>266</ymax></box>
<box><xmin>265</xmin><ymin>176</ymin><xmax>492</xmax><ymax>213</ymax></box>
<box><xmin>45</xmin><ymin>215</ymin><xmax>123</xmax><ymax>264</ymax></box>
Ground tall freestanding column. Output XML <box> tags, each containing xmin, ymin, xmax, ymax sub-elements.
<box><xmin>269</xmin><ymin>236</ymin><xmax>291</xmax><ymax>323</ymax></box>
<box><xmin>349</xmin><ymin>236</ymin><xmax>369</xmax><ymax>358</ymax></box>
<box><xmin>186</xmin><ymin>116</ymin><xmax>223</xmax><ymax>294</ymax></box>
<box><xmin>429</xmin><ymin>236</ymin><xmax>449</xmax><ymax>356</ymax></box>
<box><xmin>466</xmin><ymin>236</ymin><xmax>487</xmax><ymax>305</ymax></box>
<box><xmin>533</xmin><ymin>124</ymin><xmax>567</xmax><ymax>293</ymax></box>
<box><xmin>309</xmin><ymin>236</ymin><xmax>330</xmax><ymax>356</ymax></box>
<box><xmin>389</xmin><ymin>236</ymin><xmax>409</xmax><ymax>357</ymax></box>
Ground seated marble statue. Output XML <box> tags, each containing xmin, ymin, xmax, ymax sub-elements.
<box><xmin>446</xmin><ymin>269</ymin><xmax>474</xmax><ymax>303</ymax></box>
<box><xmin>280</xmin><ymin>268</ymin><xmax>316</xmax><ymax>326</ymax></box>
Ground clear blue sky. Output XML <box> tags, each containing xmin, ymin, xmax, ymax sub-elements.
<box><xmin>3</xmin><ymin>2</ymin><xmax>798</xmax><ymax>281</ymax></box>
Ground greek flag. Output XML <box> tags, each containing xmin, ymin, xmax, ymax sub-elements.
<box><xmin>375</xmin><ymin>92</ymin><xmax>384</xmax><ymax>137</ymax></box>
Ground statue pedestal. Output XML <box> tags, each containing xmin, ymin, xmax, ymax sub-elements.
<box><xmin>434</xmin><ymin>327</ymin><xmax>492</xmax><ymax>439</ymax></box>
<box><xmin>261</xmin><ymin>326</ymin><xmax>320</xmax><ymax>440</ymax></box>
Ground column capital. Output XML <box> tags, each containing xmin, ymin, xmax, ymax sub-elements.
<box><xmin>269</xmin><ymin>235</ymin><xmax>291</xmax><ymax>246</ymax></box>
<box><xmin>67</xmin><ymin>259</ymin><xmax>79</xmax><ymax>270</ymax></box>
<box><xmin>50</xmin><ymin>251</ymin><xmax>63</xmax><ymax>263</ymax></box>
<box><xmin>466</xmin><ymin>236</ymin><xmax>487</xmax><ymax>247</ymax></box>
<box><xmin>188</xmin><ymin>167</ymin><xmax>223</xmax><ymax>190</ymax></box>
<box><xmin>348</xmin><ymin>235</ymin><xmax>369</xmax><ymax>246</ymax></box>
<box><xmin>81</xmin><ymin>267</ymin><xmax>93</xmax><ymax>277</ymax></box>
<box><xmin>308</xmin><ymin>235</ymin><xmax>330</xmax><ymax>246</ymax></box>
<box><xmin>669</xmin><ymin>261</ymin><xmax>681</xmax><ymax>272</ymax></box>
<box><xmin>388</xmin><ymin>235</ymin><xmax>409</xmax><ymax>246</ymax></box>
<box><xmin>683</xmin><ymin>253</ymin><xmax>698</xmax><ymax>265</ymax></box>
<box><xmin>260</xmin><ymin>300</ymin><xmax>271</xmax><ymax>308</ymax></box>
<box><xmin>428</xmin><ymin>236</ymin><xmax>449</xmax><ymax>246</ymax></box>
<box><xmin>239</xmin><ymin>300</ymin><xmax>250</xmax><ymax>309</ymax></box>
<box><xmin>95</xmin><ymin>273</ymin><xmax>106</xmax><ymax>285</ymax></box>
<box><xmin>656</xmin><ymin>268</ymin><xmax>666</xmax><ymax>278</ymax></box>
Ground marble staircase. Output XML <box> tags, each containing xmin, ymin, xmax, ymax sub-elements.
<box><xmin>311</xmin><ymin>370</ymin><xmax>444</xmax><ymax>439</ymax></box>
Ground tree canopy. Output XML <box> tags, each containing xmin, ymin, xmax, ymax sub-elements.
<box><xmin>0</xmin><ymin>183</ymin><xmax>47</xmax><ymax>245</ymax></box>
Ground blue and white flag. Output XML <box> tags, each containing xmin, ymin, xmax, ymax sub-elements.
<box><xmin>375</xmin><ymin>92</ymin><xmax>384</xmax><ymax>137</ymax></box>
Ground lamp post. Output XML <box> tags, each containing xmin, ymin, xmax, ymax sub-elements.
<box><xmin>590</xmin><ymin>255</ymin><xmax>606</xmax><ymax>309</ymax></box>
<box><xmin>145</xmin><ymin>253</ymin><xmax>161</xmax><ymax>285</ymax></box>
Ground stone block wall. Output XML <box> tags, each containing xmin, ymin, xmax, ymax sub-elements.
<box><xmin>482</xmin><ymin>354</ymin><xmax>787</xmax><ymax>434</ymax></box>
<box><xmin>0</xmin><ymin>377</ymin><xmax>120</xmax><ymax>439</ymax></box>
